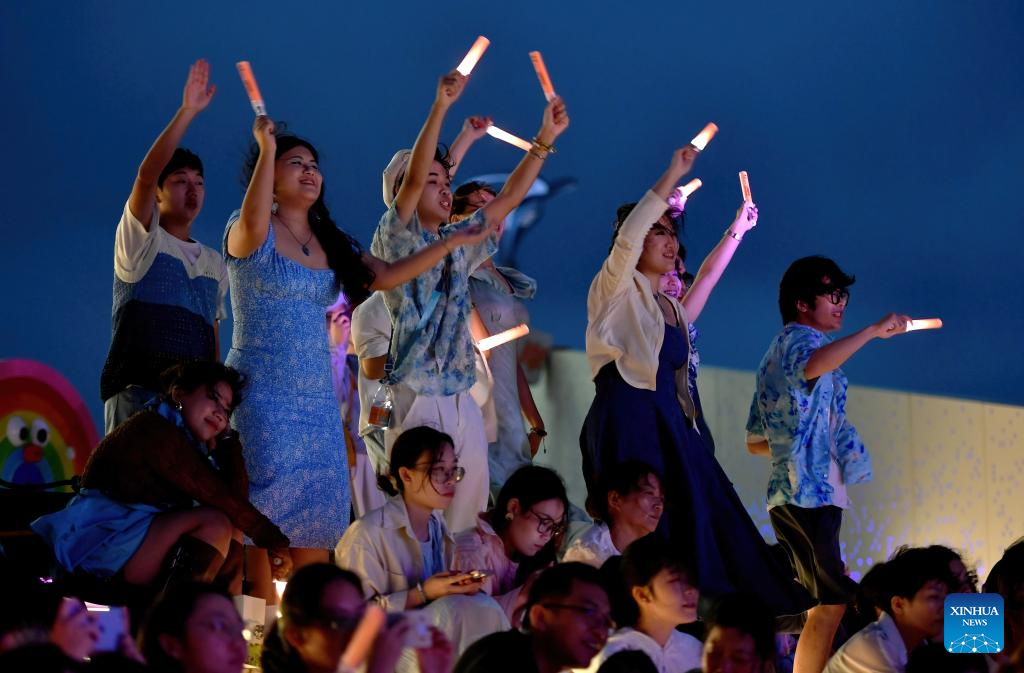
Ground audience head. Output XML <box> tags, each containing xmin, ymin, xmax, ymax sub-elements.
<box><xmin>611</xmin><ymin>534</ymin><xmax>698</xmax><ymax>629</ymax></box>
<box><xmin>778</xmin><ymin>255</ymin><xmax>855</xmax><ymax>328</ymax></box>
<box><xmin>452</xmin><ymin>180</ymin><xmax>496</xmax><ymax>218</ymax></box>
<box><xmin>701</xmin><ymin>593</ymin><xmax>776</xmax><ymax>673</ymax></box>
<box><xmin>382</xmin><ymin>146</ymin><xmax>454</xmax><ymax>225</ymax></box>
<box><xmin>491</xmin><ymin>465</ymin><xmax>569</xmax><ymax>564</ymax></box>
<box><xmin>926</xmin><ymin>545</ymin><xmax>979</xmax><ymax>593</ymax></box>
<box><xmin>983</xmin><ymin>538</ymin><xmax>1024</xmax><ymax>655</ymax></box>
<box><xmin>853</xmin><ymin>561</ymin><xmax>888</xmax><ymax>626</ymax></box>
<box><xmin>140</xmin><ymin>582</ymin><xmax>246</xmax><ymax>673</ymax></box>
<box><xmin>159</xmin><ymin>361</ymin><xmax>245</xmax><ymax>442</ymax></box>
<box><xmin>377</xmin><ymin>426</ymin><xmax>460</xmax><ymax>510</ymax></box>
<box><xmin>326</xmin><ymin>292</ymin><xmax>353</xmax><ymax>351</ymax></box>
<box><xmin>593</xmin><ymin>461</ymin><xmax>664</xmax><ymax>537</ymax></box>
<box><xmin>659</xmin><ymin>255</ymin><xmax>688</xmax><ymax>299</ymax></box>
<box><xmin>595</xmin><ymin>649</ymin><xmax>659</xmax><ymax>673</ymax></box>
<box><xmin>523</xmin><ymin>562</ymin><xmax>613</xmax><ymax>669</ymax></box>
<box><xmin>610</xmin><ymin>202</ymin><xmax>680</xmax><ymax>277</ymax></box>
<box><xmin>156</xmin><ymin>148</ymin><xmax>204</xmax><ymax>223</ymax></box>
<box><xmin>262</xmin><ymin>564</ymin><xmax>367</xmax><ymax>673</ymax></box>
<box><xmin>881</xmin><ymin>546</ymin><xmax>956</xmax><ymax>641</ymax></box>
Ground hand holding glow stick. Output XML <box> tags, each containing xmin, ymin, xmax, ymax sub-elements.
<box><xmin>529</xmin><ymin>51</ymin><xmax>557</xmax><ymax>101</ymax></box>
<box><xmin>690</xmin><ymin>123</ymin><xmax>719</xmax><ymax>152</ymax></box>
<box><xmin>235</xmin><ymin>61</ymin><xmax>266</xmax><ymax>116</ymax></box>
<box><xmin>905</xmin><ymin>318</ymin><xmax>943</xmax><ymax>332</ymax></box>
<box><xmin>456</xmin><ymin>36</ymin><xmax>491</xmax><ymax>76</ymax></box>
<box><xmin>739</xmin><ymin>171</ymin><xmax>752</xmax><ymax>201</ymax></box>
<box><xmin>679</xmin><ymin>178</ymin><xmax>703</xmax><ymax>199</ymax></box>
<box><xmin>337</xmin><ymin>604</ymin><xmax>386</xmax><ymax>672</ymax></box>
<box><xmin>486</xmin><ymin>125</ymin><xmax>533</xmax><ymax>152</ymax></box>
<box><xmin>476</xmin><ymin>324</ymin><xmax>530</xmax><ymax>352</ymax></box>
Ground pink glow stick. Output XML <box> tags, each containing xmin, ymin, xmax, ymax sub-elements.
<box><xmin>690</xmin><ymin>123</ymin><xmax>718</xmax><ymax>151</ymax></box>
<box><xmin>486</xmin><ymin>125</ymin><xmax>533</xmax><ymax>152</ymax></box>
<box><xmin>529</xmin><ymin>51</ymin><xmax>556</xmax><ymax>101</ymax></box>
<box><xmin>905</xmin><ymin>318</ymin><xmax>943</xmax><ymax>332</ymax></box>
<box><xmin>235</xmin><ymin>61</ymin><xmax>266</xmax><ymax>116</ymax></box>
<box><xmin>456</xmin><ymin>36</ymin><xmax>491</xmax><ymax>76</ymax></box>
<box><xmin>677</xmin><ymin>178</ymin><xmax>703</xmax><ymax>199</ymax></box>
<box><xmin>337</xmin><ymin>605</ymin><xmax>386</xmax><ymax>672</ymax></box>
<box><xmin>477</xmin><ymin>324</ymin><xmax>530</xmax><ymax>352</ymax></box>
<box><xmin>739</xmin><ymin>171</ymin><xmax>752</xmax><ymax>201</ymax></box>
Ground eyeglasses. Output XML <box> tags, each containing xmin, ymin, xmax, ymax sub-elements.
<box><xmin>415</xmin><ymin>463</ymin><xmax>466</xmax><ymax>485</ymax></box>
<box><xmin>821</xmin><ymin>288</ymin><xmax>850</xmax><ymax>305</ymax></box>
<box><xmin>526</xmin><ymin>508</ymin><xmax>567</xmax><ymax>537</ymax></box>
<box><xmin>540</xmin><ymin>603</ymin><xmax>615</xmax><ymax>631</ymax></box>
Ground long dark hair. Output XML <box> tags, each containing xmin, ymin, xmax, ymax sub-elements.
<box><xmin>376</xmin><ymin>426</ymin><xmax>455</xmax><ymax>497</ymax></box>
<box><xmin>139</xmin><ymin>582</ymin><xmax>235</xmax><ymax>673</ymax></box>
<box><xmin>491</xmin><ymin>465</ymin><xmax>569</xmax><ymax>581</ymax></box>
<box><xmin>242</xmin><ymin>130</ymin><xmax>375</xmax><ymax>302</ymax></box>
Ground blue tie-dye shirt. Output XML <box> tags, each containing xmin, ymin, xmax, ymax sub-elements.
<box><xmin>370</xmin><ymin>204</ymin><xmax>497</xmax><ymax>397</ymax></box>
<box><xmin>746</xmin><ymin>323</ymin><xmax>872</xmax><ymax>508</ymax></box>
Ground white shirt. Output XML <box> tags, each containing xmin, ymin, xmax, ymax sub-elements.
<box><xmin>823</xmin><ymin>613</ymin><xmax>909</xmax><ymax>673</ymax></box>
<box><xmin>577</xmin><ymin>627</ymin><xmax>703</xmax><ymax>673</ymax></box>
<box><xmin>561</xmin><ymin>522</ymin><xmax>621</xmax><ymax>568</ymax></box>
<box><xmin>350</xmin><ymin>292</ymin><xmax>392</xmax><ymax>436</ymax></box>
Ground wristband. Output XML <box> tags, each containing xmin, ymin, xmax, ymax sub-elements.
<box><xmin>416</xmin><ymin>581</ymin><xmax>429</xmax><ymax>604</ymax></box>
<box><xmin>726</xmin><ymin>229</ymin><xmax>743</xmax><ymax>242</ymax></box>
<box><xmin>529</xmin><ymin>427</ymin><xmax>548</xmax><ymax>438</ymax></box>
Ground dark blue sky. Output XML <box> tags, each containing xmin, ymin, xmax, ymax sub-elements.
<box><xmin>3</xmin><ymin>1</ymin><xmax>1022</xmax><ymax>428</ymax></box>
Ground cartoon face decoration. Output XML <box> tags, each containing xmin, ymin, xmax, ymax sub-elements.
<box><xmin>0</xmin><ymin>360</ymin><xmax>97</xmax><ymax>490</ymax></box>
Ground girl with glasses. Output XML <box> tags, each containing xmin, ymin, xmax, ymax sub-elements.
<box><xmin>453</xmin><ymin>465</ymin><xmax>570</xmax><ymax>627</ymax></box>
<box><xmin>335</xmin><ymin>426</ymin><xmax>508</xmax><ymax>657</ymax></box>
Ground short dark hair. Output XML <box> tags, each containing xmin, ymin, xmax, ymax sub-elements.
<box><xmin>158</xmin><ymin>148</ymin><xmax>204</xmax><ymax>188</ymax></box>
<box><xmin>452</xmin><ymin>180</ymin><xmax>497</xmax><ymax>216</ymax></box>
<box><xmin>140</xmin><ymin>582</ymin><xmax>233</xmax><ymax>673</ymax></box>
<box><xmin>879</xmin><ymin>546</ymin><xmax>956</xmax><ymax>616</ymax></box>
<box><xmin>609</xmin><ymin>202</ymin><xmax>683</xmax><ymax>254</ymax></box>
<box><xmin>596</xmin><ymin>649</ymin><xmax>659</xmax><ymax>673</ymax></box>
<box><xmin>610</xmin><ymin>534</ymin><xmax>692</xmax><ymax>627</ymax></box>
<box><xmin>592</xmin><ymin>460</ymin><xmax>661</xmax><ymax>523</ymax></box>
<box><xmin>523</xmin><ymin>562</ymin><xmax>607</xmax><ymax>630</ymax></box>
<box><xmin>778</xmin><ymin>255</ymin><xmax>856</xmax><ymax>324</ymax></box>
<box><xmin>394</xmin><ymin>146</ymin><xmax>453</xmax><ymax>198</ymax></box>
<box><xmin>377</xmin><ymin>426</ymin><xmax>455</xmax><ymax>496</ymax></box>
<box><xmin>705</xmin><ymin>593</ymin><xmax>776</xmax><ymax>663</ymax></box>
<box><xmin>159</xmin><ymin>361</ymin><xmax>246</xmax><ymax>411</ymax></box>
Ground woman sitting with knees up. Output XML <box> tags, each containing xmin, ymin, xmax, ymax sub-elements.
<box><xmin>579</xmin><ymin>534</ymin><xmax>701</xmax><ymax>673</ymax></box>
<box><xmin>261</xmin><ymin>564</ymin><xmax>453</xmax><ymax>673</ymax></box>
<box><xmin>33</xmin><ymin>361</ymin><xmax>291</xmax><ymax>593</ymax></box>
<box><xmin>335</xmin><ymin>426</ymin><xmax>508</xmax><ymax>654</ymax></box>
<box><xmin>453</xmin><ymin>464</ymin><xmax>569</xmax><ymax>626</ymax></box>
<box><xmin>562</xmin><ymin>461</ymin><xmax>664</xmax><ymax>568</ymax></box>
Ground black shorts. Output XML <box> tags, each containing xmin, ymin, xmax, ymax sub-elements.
<box><xmin>769</xmin><ymin>504</ymin><xmax>857</xmax><ymax>605</ymax></box>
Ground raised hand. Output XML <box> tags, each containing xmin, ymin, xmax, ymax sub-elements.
<box><xmin>436</xmin><ymin>71</ymin><xmax>467</xmax><ymax>108</ymax></box>
<box><xmin>253</xmin><ymin>115</ymin><xmax>276</xmax><ymax>151</ymax></box>
<box><xmin>537</xmin><ymin>95</ymin><xmax>570</xmax><ymax>144</ymax></box>
<box><xmin>463</xmin><ymin>115</ymin><xmax>493</xmax><ymax>140</ymax></box>
<box><xmin>732</xmin><ymin>200</ymin><xmax>759</xmax><ymax>234</ymax></box>
<box><xmin>670</xmin><ymin>145</ymin><xmax>700</xmax><ymax>178</ymax></box>
<box><xmin>182</xmin><ymin>58</ymin><xmax>216</xmax><ymax>112</ymax></box>
<box><xmin>872</xmin><ymin>312</ymin><xmax>912</xmax><ymax>339</ymax></box>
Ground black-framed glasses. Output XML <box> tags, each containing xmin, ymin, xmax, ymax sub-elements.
<box><xmin>415</xmin><ymin>463</ymin><xmax>465</xmax><ymax>485</ymax></box>
<box><xmin>526</xmin><ymin>508</ymin><xmax>567</xmax><ymax>537</ymax></box>
<box><xmin>821</xmin><ymin>288</ymin><xmax>850</xmax><ymax>305</ymax></box>
<box><xmin>540</xmin><ymin>603</ymin><xmax>615</xmax><ymax>631</ymax></box>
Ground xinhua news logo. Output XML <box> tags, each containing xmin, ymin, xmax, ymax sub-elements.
<box><xmin>944</xmin><ymin>593</ymin><xmax>1003</xmax><ymax>654</ymax></box>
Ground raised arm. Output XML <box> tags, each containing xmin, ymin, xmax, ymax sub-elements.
<box><xmin>393</xmin><ymin>72</ymin><xmax>467</xmax><ymax>224</ymax></box>
<box><xmin>128</xmin><ymin>59</ymin><xmax>216</xmax><ymax>228</ymax></box>
<box><xmin>227</xmin><ymin>116</ymin><xmax>277</xmax><ymax>258</ymax></box>
<box><xmin>448</xmin><ymin>116</ymin><xmax>492</xmax><ymax>177</ymax></box>
<box><xmin>681</xmin><ymin>201</ymin><xmax>759</xmax><ymax>323</ymax></box>
<box><xmin>804</xmin><ymin>313</ymin><xmax>911</xmax><ymax>380</ymax></box>
<box><xmin>361</xmin><ymin>218</ymin><xmax>495</xmax><ymax>290</ymax></box>
<box><xmin>481</xmin><ymin>98</ymin><xmax>570</xmax><ymax>224</ymax></box>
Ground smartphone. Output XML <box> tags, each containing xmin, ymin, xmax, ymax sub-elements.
<box><xmin>467</xmin><ymin>570</ymin><xmax>489</xmax><ymax>581</ymax></box>
<box><xmin>84</xmin><ymin>603</ymin><xmax>127</xmax><ymax>653</ymax></box>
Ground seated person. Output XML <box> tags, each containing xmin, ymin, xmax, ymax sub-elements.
<box><xmin>824</xmin><ymin>546</ymin><xmax>955</xmax><ymax>673</ymax></box>
<box><xmin>580</xmin><ymin>534</ymin><xmax>701</xmax><ymax>673</ymax></box>
<box><xmin>904</xmin><ymin>642</ymin><xmax>987</xmax><ymax>673</ymax></box>
<box><xmin>597</xmin><ymin>650</ymin><xmax>659</xmax><ymax>673</ymax></box>
<box><xmin>335</xmin><ymin>426</ymin><xmax>508</xmax><ymax>653</ymax></box>
<box><xmin>981</xmin><ymin>538</ymin><xmax>1024</xmax><ymax>671</ymax></box>
<box><xmin>563</xmin><ymin>461</ymin><xmax>664</xmax><ymax>568</ymax></box>
<box><xmin>261</xmin><ymin>563</ymin><xmax>452</xmax><ymax>673</ymax></box>
<box><xmin>453</xmin><ymin>464</ymin><xmax>569</xmax><ymax>626</ymax></box>
<box><xmin>693</xmin><ymin>593</ymin><xmax>777</xmax><ymax>673</ymax></box>
<box><xmin>32</xmin><ymin>361</ymin><xmax>290</xmax><ymax>592</ymax></box>
<box><xmin>454</xmin><ymin>562</ymin><xmax>613</xmax><ymax>673</ymax></box>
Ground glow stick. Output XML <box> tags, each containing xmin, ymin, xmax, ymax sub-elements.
<box><xmin>235</xmin><ymin>61</ymin><xmax>267</xmax><ymax>116</ymax></box>
<box><xmin>456</xmin><ymin>36</ymin><xmax>491</xmax><ymax>76</ymax></box>
<box><xmin>739</xmin><ymin>171</ymin><xmax>752</xmax><ymax>201</ymax></box>
<box><xmin>476</xmin><ymin>323</ymin><xmax>530</xmax><ymax>352</ymax></box>
<box><xmin>690</xmin><ymin>123</ymin><xmax>718</xmax><ymax>151</ymax></box>
<box><xmin>486</xmin><ymin>125</ymin><xmax>532</xmax><ymax>152</ymax></box>
<box><xmin>529</xmin><ymin>51</ymin><xmax>556</xmax><ymax>101</ymax></box>
<box><xmin>677</xmin><ymin>178</ymin><xmax>703</xmax><ymax>199</ymax></box>
<box><xmin>905</xmin><ymin>318</ymin><xmax>943</xmax><ymax>332</ymax></box>
<box><xmin>274</xmin><ymin>580</ymin><xmax>287</xmax><ymax>602</ymax></box>
<box><xmin>338</xmin><ymin>605</ymin><xmax>386</xmax><ymax>672</ymax></box>
<box><xmin>84</xmin><ymin>602</ymin><xmax>111</xmax><ymax>612</ymax></box>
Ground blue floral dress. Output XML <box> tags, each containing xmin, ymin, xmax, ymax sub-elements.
<box><xmin>224</xmin><ymin>217</ymin><xmax>350</xmax><ymax>548</ymax></box>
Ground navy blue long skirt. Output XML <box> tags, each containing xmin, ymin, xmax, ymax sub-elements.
<box><xmin>580</xmin><ymin>324</ymin><xmax>813</xmax><ymax>617</ymax></box>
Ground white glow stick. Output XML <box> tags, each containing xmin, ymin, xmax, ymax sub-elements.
<box><xmin>677</xmin><ymin>178</ymin><xmax>703</xmax><ymax>199</ymax></box>
<box><xmin>529</xmin><ymin>51</ymin><xmax>556</xmax><ymax>101</ymax></box>
<box><xmin>486</xmin><ymin>125</ymin><xmax>533</xmax><ymax>152</ymax></box>
<box><xmin>235</xmin><ymin>61</ymin><xmax>267</xmax><ymax>116</ymax></box>
<box><xmin>476</xmin><ymin>324</ymin><xmax>530</xmax><ymax>352</ymax></box>
<box><xmin>84</xmin><ymin>602</ymin><xmax>111</xmax><ymax>612</ymax></box>
<box><xmin>739</xmin><ymin>171</ymin><xmax>752</xmax><ymax>201</ymax></box>
<box><xmin>338</xmin><ymin>605</ymin><xmax>386</xmax><ymax>672</ymax></box>
<box><xmin>274</xmin><ymin>580</ymin><xmax>287</xmax><ymax>602</ymax></box>
<box><xmin>905</xmin><ymin>318</ymin><xmax>943</xmax><ymax>332</ymax></box>
<box><xmin>456</xmin><ymin>36</ymin><xmax>491</xmax><ymax>76</ymax></box>
<box><xmin>690</xmin><ymin>122</ymin><xmax>718</xmax><ymax>151</ymax></box>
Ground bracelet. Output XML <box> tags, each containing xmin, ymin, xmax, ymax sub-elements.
<box><xmin>531</xmin><ymin>137</ymin><xmax>556</xmax><ymax>154</ymax></box>
<box><xmin>416</xmin><ymin>581</ymin><xmax>429</xmax><ymax>604</ymax></box>
<box><xmin>529</xmin><ymin>148</ymin><xmax>549</xmax><ymax>161</ymax></box>
<box><xmin>529</xmin><ymin>427</ymin><xmax>548</xmax><ymax>437</ymax></box>
<box><xmin>726</xmin><ymin>229</ymin><xmax>744</xmax><ymax>242</ymax></box>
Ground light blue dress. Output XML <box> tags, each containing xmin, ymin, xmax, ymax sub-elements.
<box><xmin>224</xmin><ymin>216</ymin><xmax>350</xmax><ymax>548</ymax></box>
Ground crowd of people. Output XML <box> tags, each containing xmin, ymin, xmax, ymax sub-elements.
<box><xmin>2</xmin><ymin>57</ymin><xmax>1022</xmax><ymax>673</ymax></box>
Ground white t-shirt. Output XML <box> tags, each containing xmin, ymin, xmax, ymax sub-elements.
<box><xmin>561</xmin><ymin>522</ymin><xmax>621</xmax><ymax>568</ymax></box>
<box><xmin>577</xmin><ymin>627</ymin><xmax>703</xmax><ymax>673</ymax></box>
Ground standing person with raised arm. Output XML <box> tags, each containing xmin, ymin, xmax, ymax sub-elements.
<box><xmin>100</xmin><ymin>59</ymin><xmax>226</xmax><ymax>433</ymax></box>
<box><xmin>372</xmin><ymin>70</ymin><xmax>569</xmax><ymax>533</ymax></box>
<box><xmin>581</xmin><ymin>147</ymin><xmax>812</xmax><ymax>617</ymax></box>
<box><xmin>746</xmin><ymin>255</ymin><xmax>912</xmax><ymax>673</ymax></box>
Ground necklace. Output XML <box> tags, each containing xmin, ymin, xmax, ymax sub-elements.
<box><xmin>276</xmin><ymin>216</ymin><xmax>314</xmax><ymax>256</ymax></box>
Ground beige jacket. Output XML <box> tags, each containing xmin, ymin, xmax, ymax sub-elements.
<box><xmin>584</xmin><ymin>189</ymin><xmax>695</xmax><ymax>422</ymax></box>
<box><xmin>335</xmin><ymin>496</ymin><xmax>454</xmax><ymax>612</ymax></box>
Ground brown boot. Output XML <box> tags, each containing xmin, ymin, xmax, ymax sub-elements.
<box><xmin>158</xmin><ymin>536</ymin><xmax>225</xmax><ymax>591</ymax></box>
